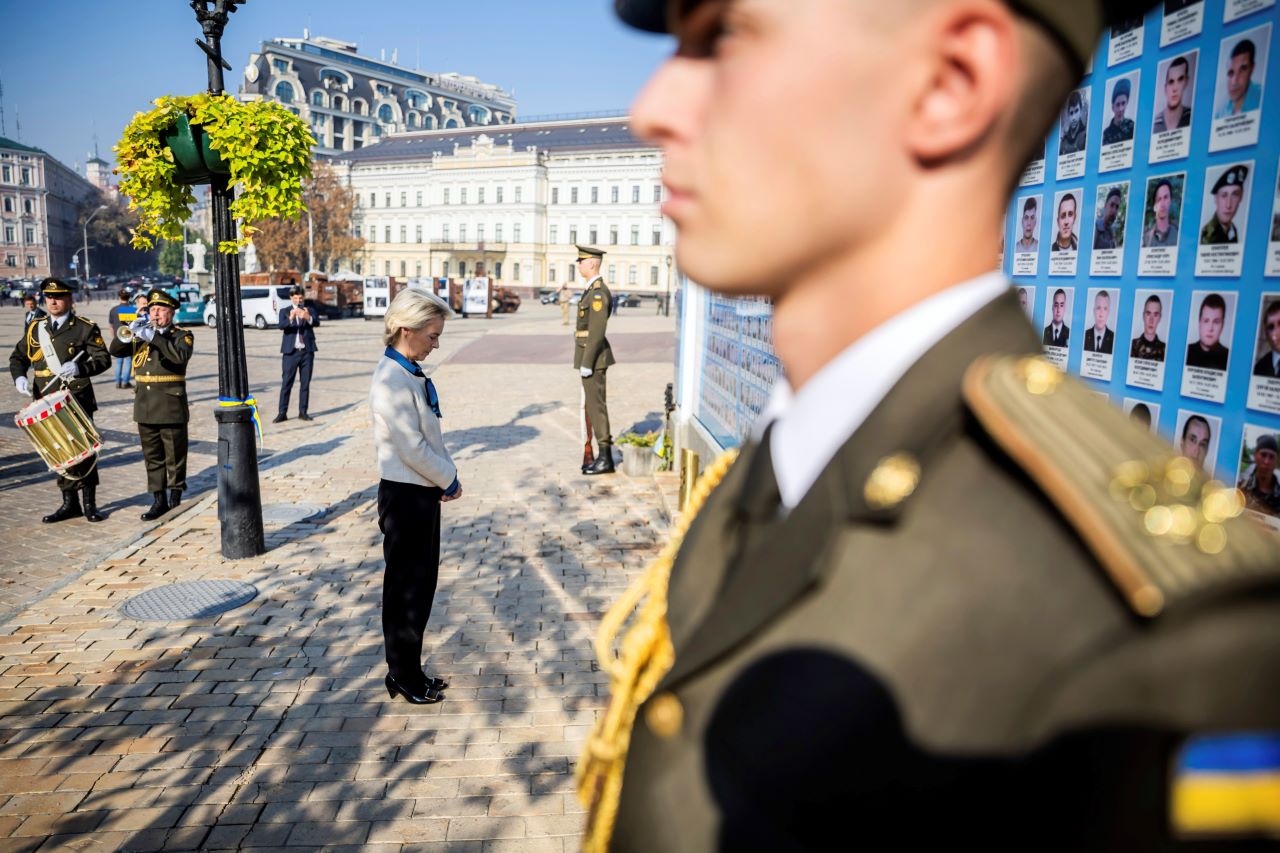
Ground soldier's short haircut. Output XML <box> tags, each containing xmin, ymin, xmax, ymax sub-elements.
<box><xmin>1200</xmin><ymin>293</ymin><xmax>1227</xmax><ymax>318</ymax></box>
<box><xmin>1263</xmin><ymin>300</ymin><xmax>1280</xmax><ymax>323</ymax></box>
<box><xmin>1168</xmin><ymin>55</ymin><xmax>1191</xmax><ymax>80</ymax></box>
<box><xmin>1054</xmin><ymin>288</ymin><xmax>1067</xmax><ymax>300</ymax></box>
<box><xmin>1097</xmin><ymin>290</ymin><xmax>1110</xmax><ymax>302</ymax></box>
<box><xmin>1066</xmin><ymin>90</ymin><xmax>1084</xmax><ymax>112</ymax></box>
<box><xmin>1230</xmin><ymin>39</ymin><xmax>1256</xmax><ymax>65</ymax></box>
<box><xmin>1106</xmin><ymin>187</ymin><xmax>1124</xmax><ymax>204</ymax></box>
<box><xmin>1058</xmin><ymin>193</ymin><xmax>1077</xmax><ymax>214</ymax></box>
<box><xmin>1153</xmin><ymin>178</ymin><xmax>1174</xmax><ymax>200</ymax></box>
<box><xmin>1023</xmin><ymin>197</ymin><xmax>1038</xmax><ymax>213</ymax></box>
<box><xmin>1145</xmin><ymin>294</ymin><xmax>1163</xmax><ymax>311</ymax></box>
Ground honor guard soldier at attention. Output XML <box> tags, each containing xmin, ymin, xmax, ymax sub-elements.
<box><xmin>109</xmin><ymin>289</ymin><xmax>194</xmax><ymax>520</ymax></box>
<box><xmin>574</xmin><ymin>246</ymin><xmax>616</xmax><ymax>475</ymax></box>
<box><xmin>578</xmin><ymin>1</ymin><xmax>1280</xmax><ymax>850</ymax></box>
<box><xmin>9</xmin><ymin>278</ymin><xmax>111</xmax><ymax>522</ymax></box>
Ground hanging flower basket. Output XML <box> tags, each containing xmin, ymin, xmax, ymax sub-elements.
<box><xmin>159</xmin><ymin>114</ymin><xmax>229</xmax><ymax>184</ymax></box>
<box><xmin>114</xmin><ymin>93</ymin><xmax>315</xmax><ymax>253</ymax></box>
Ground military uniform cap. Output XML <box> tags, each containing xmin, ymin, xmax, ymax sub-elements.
<box><xmin>39</xmin><ymin>277</ymin><xmax>73</xmax><ymax>296</ymax></box>
<box><xmin>1112</xmin><ymin>77</ymin><xmax>1131</xmax><ymax>101</ymax></box>
<box><xmin>1257</xmin><ymin>434</ymin><xmax>1279</xmax><ymax>454</ymax></box>
<box><xmin>576</xmin><ymin>245</ymin><xmax>605</xmax><ymax>261</ymax></box>
<box><xmin>614</xmin><ymin>0</ymin><xmax>1161</xmax><ymax>69</ymax></box>
<box><xmin>146</xmin><ymin>288</ymin><xmax>179</xmax><ymax>309</ymax></box>
<box><xmin>1212</xmin><ymin>164</ymin><xmax>1248</xmax><ymax>194</ymax></box>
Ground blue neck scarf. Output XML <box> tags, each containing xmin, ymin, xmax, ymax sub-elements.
<box><xmin>384</xmin><ymin>346</ymin><xmax>441</xmax><ymax>418</ymax></box>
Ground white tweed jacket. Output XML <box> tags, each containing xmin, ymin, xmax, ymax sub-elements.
<box><xmin>369</xmin><ymin>356</ymin><xmax>458</xmax><ymax>490</ymax></box>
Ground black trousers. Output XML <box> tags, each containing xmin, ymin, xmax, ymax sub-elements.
<box><xmin>279</xmin><ymin>348</ymin><xmax>314</xmax><ymax>416</ymax></box>
<box><xmin>378</xmin><ymin>479</ymin><xmax>443</xmax><ymax>690</ymax></box>
<box><xmin>57</xmin><ymin>456</ymin><xmax>99</xmax><ymax>493</ymax></box>
<box><xmin>138</xmin><ymin>422</ymin><xmax>188</xmax><ymax>492</ymax></box>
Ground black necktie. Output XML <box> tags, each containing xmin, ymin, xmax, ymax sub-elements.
<box><xmin>735</xmin><ymin>423</ymin><xmax>780</xmax><ymax>522</ymax></box>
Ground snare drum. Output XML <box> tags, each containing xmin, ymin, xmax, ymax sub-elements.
<box><xmin>14</xmin><ymin>389</ymin><xmax>102</xmax><ymax>476</ymax></box>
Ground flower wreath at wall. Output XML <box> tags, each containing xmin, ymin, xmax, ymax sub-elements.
<box><xmin>114</xmin><ymin>93</ymin><xmax>315</xmax><ymax>253</ymax></box>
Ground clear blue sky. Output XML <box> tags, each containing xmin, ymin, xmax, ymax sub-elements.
<box><xmin>0</xmin><ymin>0</ymin><xmax>673</xmax><ymax>172</ymax></box>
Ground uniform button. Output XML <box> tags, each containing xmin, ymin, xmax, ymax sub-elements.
<box><xmin>864</xmin><ymin>453</ymin><xmax>921</xmax><ymax>510</ymax></box>
<box><xmin>645</xmin><ymin>692</ymin><xmax>683</xmax><ymax>739</ymax></box>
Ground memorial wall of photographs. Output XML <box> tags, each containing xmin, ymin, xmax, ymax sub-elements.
<box><xmin>1004</xmin><ymin>0</ymin><xmax>1280</xmax><ymax>529</ymax></box>
<box><xmin>696</xmin><ymin>294</ymin><xmax>782</xmax><ymax>449</ymax></box>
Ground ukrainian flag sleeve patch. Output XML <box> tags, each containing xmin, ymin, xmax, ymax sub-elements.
<box><xmin>1172</xmin><ymin>733</ymin><xmax>1280</xmax><ymax>839</ymax></box>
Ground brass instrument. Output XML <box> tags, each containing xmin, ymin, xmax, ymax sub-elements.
<box><xmin>117</xmin><ymin>316</ymin><xmax>150</xmax><ymax>344</ymax></box>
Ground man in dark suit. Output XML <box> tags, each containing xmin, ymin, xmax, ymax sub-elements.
<box><xmin>1083</xmin><ymin>289</ymin><xmax>1115</xmax><ymax>354</ymax></box>
<box><xmin>1042</xmin><ymin>287</ymin><xmax>1069</xmax><ymax>347</ymax></box>
<box><xmin>579</xmin><ymin>1</ymin><xmax>1280</xmax><ymax>851</ymax></box>
<box><xmin>1253</xmin><ymin>299</ymin><xmax>1280</xmax><ymax>378</ymax></box>
<box><xmin>20</xmin><ymin>294</ymin><xmax>44</xmax><ymax>327</ymax></box>
<box><xmin>274</xmin><ymin>283</ymin><xmax>319</xmax><ymax>423</ymax></box>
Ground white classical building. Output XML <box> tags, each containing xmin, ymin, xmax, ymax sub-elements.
<box><xmin>329</xmin><ymin>116</ymin><xmax>677</xmax><ymax>297</ymax></box>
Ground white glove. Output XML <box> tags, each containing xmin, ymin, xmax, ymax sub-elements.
<box><xmin>14</xmin><ymin>377</ymin><xmax>30</xmax><ymax>395</ymax></box>
<box><xmin>129</xmin><ymin>317</ymin><xmax>150</xmax><ymax>332</ymax></box>
<box><xmin>58</xmin><ymin>361</ymin><xmax>79</xmax><ymax>380</ymax></box>
<box><xmin>135</xmin><ymin>325</ymin><xmax>157</xmax><ymax>343</ymax></box>
<box><xmin>580</xmin><ymin>367</ymin><xmax>593</xmax><ymax>377</ymax></box>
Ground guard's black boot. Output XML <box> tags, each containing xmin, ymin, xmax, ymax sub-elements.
<box><xmin>82</xmin><ymin>486</ymin><xmax>106</xmax><ymax>523</ymax></box>
<box><xmin>584</xmin><ymin>446</ymin><xmax>615</xmax><ymax>475</ymax></box>
<box><xmin>140</xmin><ymin>491</ymin><xmax>170</xmax><ymax>521</ymax></box>
<box><xmin>168</xmin><ymin>489</ymin><xmax>183</xmax><ymax>511</ymax></box>
<box><xmin>42</xmin><ymin>491</ymin><xmax>83</xmax><ymax>524</ymax></box>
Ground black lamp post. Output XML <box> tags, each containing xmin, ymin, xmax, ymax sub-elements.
<box><xmin>192</xmin><ymin>0</ymin><xmax>265</xmax><ymax>558</ymax></box>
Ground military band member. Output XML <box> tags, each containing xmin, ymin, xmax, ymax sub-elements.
<box><xmin>9</xmin><ymin>278</ymin><xmax>111</xmax><ymax>522</ymax></box>
<box><xmin>1100</xmin><ymin>76</ymin><xmax>1134</xmax><ymax>145</ymax></box>
<box><xmin>1200</xmin><ymin>164</ymin><xmax>1247</xmax><ymax>245</ymax></box>
<box><xmin>1141</xmin><ymin>178</ymin><xmax>1179</xmax><ymax>247</ymax></box>
<box><xmin>581</xmin><ymin>0</ymin><xmax>1280</xmax><ymax>850</ymax></box>
<box><xmin>109</xmin><ymin>289</ymin><xmax>194</xmax><ymax>520</ymax></box>
<box><xmin>1130</xmin><ymin>293</ymin><xmax>1168</xmax><ymax>362</ymax></box>
<box><xmin>573</xmin><ymin>246</ymin><xmax>616</xmax><ymax>475</ymax></box>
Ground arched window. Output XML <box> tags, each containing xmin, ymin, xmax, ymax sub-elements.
<box><xmin>406</xmin><ymin>113</ymin><xmax>418</xmax><ymax>129</ymax></box>
<box><xmin>444</xmin><ymin>118</ymin><xmax>460</xmax><ymax>129</ymax></box>
<box><xmin>423</xmin><ymin>114</ymin><xmax>437</xmax><ymax>130</ymax></box>
<box><xmin>274</xmin><ymin>81</ymin><xmax>295</xmax><ymax>103</ymax></box>
<box><xmin>377</xmin><ymin>104</ymin><xmax>394</xmax><ymax>124</ymax></box>
<box><xmin>311</xmin><ymin>90</ymin><xmax>325</xmax><ymax>107</ymax></box>
<box><xmin>352</xmin><ymin>99</ymin><xmax>368</xmax><ymax>116</ymax></box>
<box><xmin>331</xmin><ymin>94</ymin><xmax>346</xmax><ymax>111</ymax></box>
<box><xmin>467</xmin><ymin>104</ymin><xmax>490</xmax><ymax>125</ymax></box>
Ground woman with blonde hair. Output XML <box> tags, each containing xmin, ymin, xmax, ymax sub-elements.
<box><xmin>369</xmin><ymin>287</ymin><xmax>461</xmax><ymax>704</ymax></box>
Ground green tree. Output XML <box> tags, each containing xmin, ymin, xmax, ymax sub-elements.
<box><xmin>252</xmin><ymin>163</ymin><xmax>365</xmax><ymax>272</ymax></box>
<box><xmin>158</xmin><ymin>239</ymin><xmax>185</xmax><ymax>276</ymax></box>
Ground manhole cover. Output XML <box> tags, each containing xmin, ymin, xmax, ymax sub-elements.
<box><xmin>121</xmin><ymin>580</ymin><xmax>258</xmax><ymax>621</ymax></box>
<box><xmin>261</xmin><ymin>502</ymin><xmax>325</xmax><ymax>525</ymax></box>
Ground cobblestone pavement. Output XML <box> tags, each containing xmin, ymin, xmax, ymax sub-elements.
<box><xmin>0</xmin><ymin>298</ymin><xmax>678</xmax><ymax>850</ymax></box>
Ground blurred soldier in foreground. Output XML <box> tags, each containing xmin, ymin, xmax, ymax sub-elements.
<box><xmin>578</xmin><ymin>0</ymin><xmax>1280</xmax><ymax>850</ymax></box>
<box><xmin>109</xmin><ymin>289</ymin><xmax>194</xmax><ymax>520</ymax></box>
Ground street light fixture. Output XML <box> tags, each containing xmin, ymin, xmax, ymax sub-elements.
<box><xmin>83</xmin><ymin>204</ymin><xmax>107</xmax><ymax>285</ymax></box>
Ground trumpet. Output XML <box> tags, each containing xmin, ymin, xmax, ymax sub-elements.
<box><xmin>117</xmin><ymin>316</ymin><xmax>151</xmax><ymax>344</ymax></box>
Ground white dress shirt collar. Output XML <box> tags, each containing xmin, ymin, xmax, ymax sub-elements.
<box><xmin>754</xmin><ymin>272</ymin><xmax>1012</xmax><ymax>509</ymax></box>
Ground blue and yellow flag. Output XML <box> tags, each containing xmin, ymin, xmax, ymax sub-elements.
<box><xmin>1172</xmin><ymin>733</ymin><xmax>1280</xmax><ymax>838</ymax></box>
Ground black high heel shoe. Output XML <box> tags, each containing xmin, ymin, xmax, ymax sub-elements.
<box><xmin>422</xmin><ymin>671</ymin><xmax>449</xmax><ymax>691</ymax></box>
<box><xmin>385</xmin><ymin>673</ymin><xmax>444</xmax><ymax>704</ymax></box>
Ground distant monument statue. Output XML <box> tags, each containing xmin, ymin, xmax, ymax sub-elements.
<box><xmin>185</xmin><ymin>242</ymin><xmax>208</xmax><ymax>275</ymax></box>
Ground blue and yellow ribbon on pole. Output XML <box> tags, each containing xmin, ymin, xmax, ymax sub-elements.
<box><xmin>218</xmin><ymin>396</ymin><xmax>263</xmax><ymax>446</ymax></box>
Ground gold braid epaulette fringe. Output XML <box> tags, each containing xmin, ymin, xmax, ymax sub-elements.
<box><xmin>576</xmin><ymin>449</ymin><xmax>740</xmax><ymax>853</ymax></box>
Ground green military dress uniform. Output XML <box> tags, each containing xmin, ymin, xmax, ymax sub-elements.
<box><xmin>8</xmin><ymin>279</ymin><xmax>111</xmax><ymax>518</ymax></box>
<box><xmin>573</xmin><ymin>246</ymin><xmax>616</xmax><ymax>474</ymax></box>
<box><xmin>610</xmin><ymin>294</ymin><xmax>1280</xmax><ymax>850</ymax></box>
<box><xmin>108</xmin><ymin>289</ymin><xmax>194</xmax><ymax>518</ymax></box>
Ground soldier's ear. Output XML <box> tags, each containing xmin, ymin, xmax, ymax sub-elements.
<box><xmin>904</xmin><ymin>2</ymin><xmax>1019</xmax><ymax>166</ymax></box>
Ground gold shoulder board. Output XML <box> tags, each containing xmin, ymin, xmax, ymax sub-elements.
<box><xmin>963</xmin><ymin>355</ymin><xmax>1279</xmax><ymax>618</ymax></box>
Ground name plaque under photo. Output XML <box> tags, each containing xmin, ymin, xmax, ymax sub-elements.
<box><xmin>1161</xmin><ymin>0</ymin><xmax>1206</xmax><ymax>47</ymax></box>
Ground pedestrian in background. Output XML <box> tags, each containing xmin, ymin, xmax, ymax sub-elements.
<box><xmin>107</xmin><ymin>290</ymin><xmax>133</xmax><ymax>389</ymax></box>
<box><xmin>21</xmin><ymin>295</ymin><xmax>43</xmax><ymax>327</ymax></box>
<box><xmin>557</xmin><ymin>281</ymin><xmax>572</xmax><ymax>326</ymax></box>
<box><xmin>369</xmin><ymin>288</ymin><xmax>460</xmax><ymax>705</ymax></box>
<box><xmin>274</xmin><ymin>283</ymin><xmax>319</xmax><ymax>423</ymax></box>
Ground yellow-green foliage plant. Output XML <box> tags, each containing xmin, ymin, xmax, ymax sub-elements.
<box><xmin>114</xmin><ymin>93</ymin><xmax>315</xmax><ymax>253</ymax></box>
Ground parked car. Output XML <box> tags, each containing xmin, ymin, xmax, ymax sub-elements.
<box><xmin>204</xmin><ymin>285</ymin><xmax>293</xmax><ymax>329</ymax></box>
